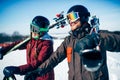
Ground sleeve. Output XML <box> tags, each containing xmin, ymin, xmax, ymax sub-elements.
<box><xmin>99</xmin><ymin>30</ymin><xmax>120</xmax><ymax>52</ymax></box>
<box><xmin>37</xmin><ymin>38</ymin><xmax>68</xmax><ymax>75</ymax></box>
<box><xmin>19</xmin><ymin>40</ymin><xmax>54</xmax><ymax>74</ymax></box>
<box><xmin>0</xmin><ymin>41</ymin><xmax>21</xmax><ymax>54</ymax></box>
<box><xmin>0</xmin><ymin>39</ymin><xmax>28</xmax><ymax>56</ymax></box>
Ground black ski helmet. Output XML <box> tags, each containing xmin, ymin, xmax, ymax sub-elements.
<box><xmin>67</xmin><ymin>5</ymin><xmax>90</xmax><ymax>23</ymax></box>
<box><xmin>30</xmin><ymin>16</ymin><xmax>50</xmax><ymax>33</ymax></box>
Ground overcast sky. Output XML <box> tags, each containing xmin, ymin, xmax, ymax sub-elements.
<box><xmin>0</xmin><ymin>0</ymin><xmax>120</xmax><ymax>35</ymax></box>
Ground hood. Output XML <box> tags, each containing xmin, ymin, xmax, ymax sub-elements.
<box><xmin>40</xmin><ymin>33</ymin><xmax>53</xmax><ymax>41</ymax></box>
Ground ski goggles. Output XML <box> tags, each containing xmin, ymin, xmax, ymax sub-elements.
<box><xmin>30</xmin><ymin>23</ymin><xmax>48</xmax><ymax>33</ymax></box>
<box><xmin>67</xmin><ymin>12</ymin><xmax>80</xmax><ymax>23</ymax></box>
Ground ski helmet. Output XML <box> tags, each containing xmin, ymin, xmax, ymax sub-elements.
<box><xmin>30</xmin><ymin>16</ymin><xmax>50</xmax><ymax>34</ymax></box>
<box><xmin>67</xmin><ymin>5</ymin><xmax>90</xmax><ymax>23</ymax></box>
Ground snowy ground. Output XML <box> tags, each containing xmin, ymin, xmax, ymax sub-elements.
<box><xmin>0</xmin><ymin>39</ymin><xmax>120</xmax><ymax>80</ymax></box>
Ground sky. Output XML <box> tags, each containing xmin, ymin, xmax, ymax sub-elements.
<box><xmin>0</xmin><ymin>0</ymin><xmax>120</xmax><ymax>35</ymax></box>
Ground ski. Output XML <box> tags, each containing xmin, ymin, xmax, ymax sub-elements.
<box><xmin>5</xmin><ymin>11</ymin><xmax>67</xmax><ymax>55</ymax></box>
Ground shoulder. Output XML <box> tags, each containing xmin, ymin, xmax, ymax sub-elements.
<box><xmin>61</xmin><ymin>35</ymin><xmax>72</xmax><ymax>45</ymax></box>
<box><xmin>64</xmin><ymin>35</ymin><xmax>71</xmax><ymax>41</ymax></box>
<box><xmin>40</xmin><ymin>40</ymin><xmax>53</xmax><ymax>47</ymax></box>
<box><xmin>40</xmin><ymin>33</ymin><xmax>53</xmax><ymax>41</ymax></box>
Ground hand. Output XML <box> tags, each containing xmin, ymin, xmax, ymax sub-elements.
<box><xmin>24</xmin><ymin>71</ymin><xmax>38</xmax><ymax>80</ymax></box>
<box><xmin>3</xmin><ymin>66</ymin><xmax>20</xmax><ymax>77</ymax></box>
<box><xmin>24</xmin><ymin>68</ymin><xmax>43</xmax><ymax>80</ymax></box>
<box><xmin>75</xmin><ymin>34</ymin><xmax>99</xmax><ymax>54</ymax></box>
<box><xmin>75</xmin><ymin>34</ymin><xmax>102</xmax><ymax>72</ymax></box>
<box><xmin>3</xmin><ymin>74</ymin><xmax>16</xmax><ymax>80</ymax></box>
<box><xmin>0</xmin><ymin>47</ymin><xmax>3</xmax><ymax>60</ymax></box>
<box><xmin>0</xmin><ymin>52</ymin><xmax>3</xmax><ymax>60</ymax></box>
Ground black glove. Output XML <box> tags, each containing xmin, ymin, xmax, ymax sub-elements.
<box><xmin>0</xmin><ymin>47</ymin><xmax>3</xmax><ymax>60</ymax></box>
<box><xmin>75</xmin><ymin>34</ymin><xmax>102</xmax><ymax>72</ymax></box>
<box><xmin>75</xmin><ymin>34</ymin><xmax>102</xmax><ymax>60</ymax></box>
<box><xmin>3</xmin><ymin>74</ymin><xmax>16</xmax><ymax>80</ymax></box>
<box><xmin>75</xmin><ymin>34</ymin><xmax>99</xmax><ymax>54</ymax></box>
<box><xmin>3</xmin><ymin>66</ymin><xmax>20</xmax><ymax>77</ymax></box>
<box><xmin>0</xmin><ymin>52</ymin><xmax>3</xmax><ymax>60</ymax></box>
<box><xmin>24</xmin><ymin>68</ymin><xmax>43</xmax><ymax>80</ymax></box>
<box><xmin>24</xmin><ymin>72</ymin><xmax>38</xmax><ymax>80</ymax></box>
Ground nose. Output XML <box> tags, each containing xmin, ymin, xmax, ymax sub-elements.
<box><xmin>70</xmin><ymin>22</ymin><xmax>74</xmax><ymax>26</ymax></box>
<box><xmin>32</xmin><ymin>32</ymin><xmax>38</xmax><ymax>36</ymax></box>
<box><xmin>69</xmin><ymin>21</ymin><xmax>77</xmax><ymax>26</ymax></box>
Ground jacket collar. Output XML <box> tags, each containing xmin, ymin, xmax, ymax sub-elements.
<box><xmin>40</xmin><ymin>33</ymin><xmax>53</xmax><ymax>41</ymax></box>
<box><xmin>69</xmin><ymin>23</ymin><xmax>91</xmax><ymax>39</ymax></box>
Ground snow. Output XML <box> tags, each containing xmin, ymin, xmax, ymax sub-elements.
<box><xmin>107</xmin><ymin>52</ymin><xmax>120</xmax><ymax>80</ymax></box>
<box><xmin>0</xmin><ymin>39</ymin><xmax>120</xmax><ymax>80</ymax></box>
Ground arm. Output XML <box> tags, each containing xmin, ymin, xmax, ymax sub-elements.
<box><xmin>99</xmin><ymin>30</ymin><xmax>120</xmax><ymax>52</ymax></box>
<box><xmin>24</xmin><ymin>38</ymin><xmax>67</xmax><ymax>77</ymax></box>
<box><xmin>19</xmin><ymin>40</ymin><xmax>54</xmax><ymax>74</ymax></box>
<box><xmin>0</xmin><ymin>41</ymin><xmax>21</xmax><ymax>60</ymax></box>
<box><xmin>38</xmin><ymin>40</ymin><xmax>67</xmax><ymax>75</ymax></box>
<box><xmin>3</xmin><ymin>40</ymin><xmax>54</xmax><ymax>77</ymax></box>
<box><xmin>75</xmin><ymin>34</ymin><xmax>102</xmax><ymax>72</ymax></box>
<box><xmin>0</xmin><ymin>38</ymin><xmax>29</xmax><ymax>59</ymax></box>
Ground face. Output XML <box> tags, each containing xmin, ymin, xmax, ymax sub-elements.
<box><xmin>30</xmin><ymin>25</ymin><xmax>46</xmax><ymax>40</ymax></box>
<box><xmin>67</xmin><ymin>12</ymin><xmax>82</xmax><ymax>31</ymax></box>
<box><xmin>31</xmin><ymin>32</ymin><xmax>40</xmax><ymax>39</ymax></box>
<box><xmin>69</xmin><ymin>19</ymin><xmax>81</xmax><ymax>31</ymax></box>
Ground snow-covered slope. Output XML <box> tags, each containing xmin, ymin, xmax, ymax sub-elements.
<box><xmin>0</xmin><ymin>39</ymin><xmax>120</xmax><ymax>80</ymax></box>
<box><xmin>107</xmin><ymin>52</ymin><xmax>120</xmax><ymax>80</ymax></box>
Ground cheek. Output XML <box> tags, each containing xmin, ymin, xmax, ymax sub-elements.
<box><xmin>70</xmin><ymin>25</ymin><xmax>78</xmax><ymax>31</ymax></box>
<box><xmin>32</xmin><ymin>33</ymin><xmax>39</xmax><ymax>37</ymax></box>
<box><xmin>70</xmin><ymin>22</ymin><xmax>81</xmax><ymax>30</ymax></box>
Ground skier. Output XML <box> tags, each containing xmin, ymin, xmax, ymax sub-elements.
<box><xmin>24</xmin><ymin>5</ymin><xmax>120</xmax><ymax>80</ymax></box>
<box><xmin>0</xmin><ymin>16</ymin><xmax>54</xmax><ymax>80</ymax></box>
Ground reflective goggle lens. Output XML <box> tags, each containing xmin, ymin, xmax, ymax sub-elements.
<box><xmin>30</xmin><ymin>23</ymin><xmax>48</xmax><ymax>33</ymax></box>
<box><xmin>67</xmin><ymin>12</ymin><xmax>80</xmax><ymax>22</ymax></box>
<box><xmin>30</xmin><ymin>25</ymin><xmax>39</xmax><ymax>33</ymax></box>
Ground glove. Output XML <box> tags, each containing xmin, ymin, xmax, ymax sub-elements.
<box><xmin>75</xmin><ymin>34</ymin><xmax>99</xmax><ymax>54</ymax></box>
<box><xmin>3</xmin><ymin>66</ymin><xmax>20</xmax><ymax>77</ymax></box>
<box><xmin>24</xmin><ymin>72</ymin><xmax>38</xmax><ymax>80</ymax></box>
<box><xmin>75</xmin><ymin>34</ymin><xmax>102</xmax><ymax>72</ymax></box>
<box><xmin>75</xmin><ymin>34</ymin><xmax>102</xmax><ymax>60</ymax></box>
<box><xmin>24</xmin><ymin>68</ymin><xmax>43</xmax><ymax>80</ymax></box>
<box><xmin>3</xmin><ymin>74</ymin><xmax>16</xmax><ymax>80</ymax></box>
<box><xmin>0</xmin><ymin>47</ymin><xmax>8</xmax><ymax>60</ymax></box>
<box><xmin>0</xmin><ymin>47</ymin><xmax>3</xmax><ymax>60</ymax></box>
<box><xmin>0</xmin><ymin>52</ymin><xmax>3</xmax><ymax>60</ymax></box>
